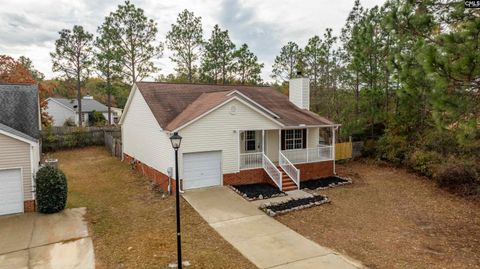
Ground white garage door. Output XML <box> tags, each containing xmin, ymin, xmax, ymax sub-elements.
<box><xmin>183</xmin><ymin>151</ymin><xmax>222</xmax><ymax>190</ymax></box>
<box><xmin>0</xmin><ymin>169</ymin><xmax>23</xmax><ymax>215</ymax></box>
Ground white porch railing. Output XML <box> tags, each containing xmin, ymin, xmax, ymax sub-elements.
<box><xmin>281</xmin><ymin>146</ymin><xmax>333</xmax><ymax>164</ymax></box>
<box><xmin>239</xmin><ymin>152</ymin><xmax>263</xmax><ymax>169</ymax></box>
<box><xmin>262</xmin><ymin>153</ymin><xmax>282</xmax><ymax>190</ymax></box>
<box><xmin>279</xmin><ymin>151</ymin><xmax>300</xmax><ymax>189</ymax></box>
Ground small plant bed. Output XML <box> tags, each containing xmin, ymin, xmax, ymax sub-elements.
<box><xmin>300</xmin><ymin>176</ymin><xmax>352</xmax><ymax>190</ymax></box>
<box><xmin>260</xmin><ymin>194</ymin><xmax>329</xmax><ymax>217</ymax></box>
<box><xmin>230</xmin><ymin>183</ymin><xmax>286</xmax><ymax>201</ymax></box>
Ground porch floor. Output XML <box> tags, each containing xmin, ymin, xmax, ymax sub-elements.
<box><xmin>182</xmin><ymin>186</ymin><xmax>363</xmax><ymax>269</ymax></box>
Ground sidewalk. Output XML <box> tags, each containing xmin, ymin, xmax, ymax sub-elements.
<box><xmin>183</xmin><ymin>187</ymin><xmax>363</xmax><ymax>269</ymax></box>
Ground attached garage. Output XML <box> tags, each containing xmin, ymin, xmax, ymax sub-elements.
<box><xmin>0</xmin><ymin>84</ymin><xmax>41</xmax><ymax>215</ymax></box>
<box><xmin>0</xmin><ymin>168</ymin><xmax>23</xmax><ymax>215</ymax></box>
<box><xmin>183</xmin><ymin>151</ymin><xmax>222</xmax><ymax>190</ymax></box>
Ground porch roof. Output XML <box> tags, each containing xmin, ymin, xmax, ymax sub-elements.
<box><xmin>136</xmin><ymin>82</ymin><xmax>335</xmax><ymax>131</ymax></box>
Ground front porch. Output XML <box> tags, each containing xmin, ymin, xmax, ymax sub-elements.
<box><xmin>237</xmin><ymin>127</ymin><xmax>336</xmax><ymax>191</ymax></box>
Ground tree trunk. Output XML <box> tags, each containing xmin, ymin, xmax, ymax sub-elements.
<box><xmin>355</xmin><ymin>71</ymin><xmax>359</xmax><ymax>117</ymax></box>
<box><xmin>385</xmin><ymin>69</ymin><xmax>389</xmax><ymax>114</ymax></box>
<box><xmin>107</xmin><ymin>75</ymin><xmax>112</xmax><ymax>125</ymax></box>
<box><xmin>77</xmin><ymin>71</ymin><xmax>82</xmax><ymax>126</ymax></box>
<box><xmin>188</xmin><ymin>53</ymin><xmax>192</xmax><ymax>83</ymax></box>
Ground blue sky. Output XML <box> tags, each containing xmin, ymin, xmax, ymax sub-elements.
<box><xmin>0</xmin><ymin>0</ymin><xmax>385</xmax><ymax>82</ymax></box>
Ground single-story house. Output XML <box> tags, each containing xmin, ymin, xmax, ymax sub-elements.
<box><xmin>0</xmin><ymin>83</ymin><xmax>41</xmax><ymax>215</ymax></box>
<box><xmin>120</xmin><ymin>77</ymin><xmax>339</xmax><ymax>192</ymax></box>
<box><xmin>45</xmin><ymin>96</ymin><xmax>112</xmax><ymax>126</ymax></box>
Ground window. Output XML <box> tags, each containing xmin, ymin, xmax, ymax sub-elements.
<box><xmin>245</xmin><ymin>131</ymin><xmax>256</xmax><ymax>151</ymax></box>
<box><xmin>284</xmin><ymin>129</ymin><xmax>304</xmax><ymax>150</ymax></box>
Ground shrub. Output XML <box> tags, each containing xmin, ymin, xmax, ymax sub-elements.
<box><xmin>362</xmin><ymin>139</ymin><xmax>377</xmax><ymax>157</ymax></box>
<box><xmin>36</xmin><ymin>166</ymin><xmax>68</xmax><ymax>213</ymax></box>
<box><xmin>89</xmin><ymin>110</ymin><xmax>106</xmax><ymax>126</ymax></box>
<box><xmin>63</xmin><ymin>118</ymin><xmax>76</xmax><ymax>127</ymax></box>
<box><xmin>409</xmin><ymin>150</ymin><xmax>442</xmax><ymax>177</ymax></box>
<box><xmin>376</xmin><ymin>134</ymin><xmax>410</xmax><ymax>164</ymax></box>
<box><xmin>434</xmin><ymin>159</ymin><xmax>479</xmax><ymax>196</ymax></box>
<box><xmin>422</xmin><ymin>129</ymin><xmax>458</xmax><ymax>155</ymax></box>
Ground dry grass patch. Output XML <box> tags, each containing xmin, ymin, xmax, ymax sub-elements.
<box><xmin>51</xmin><ymin>147</ymin><xmax>256</xmax><ymax>269</ymax></box>
<box><xmin>278</xmin><ymin>161</ymin><xmax>480</xmax><ymax>269</ymax></box>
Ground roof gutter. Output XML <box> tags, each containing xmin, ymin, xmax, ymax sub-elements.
<box><xmin>282</xmin><ymin>124</ymin><xmax>341</xmax><ymax>129</ymax></box>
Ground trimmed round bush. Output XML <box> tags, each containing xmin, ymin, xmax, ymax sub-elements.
<box><xmin>36</xmin><ymin>166</ymin><xmax>68</xmax><ymax>213</ymax></box>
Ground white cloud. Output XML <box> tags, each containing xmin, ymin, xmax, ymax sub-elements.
<box><xmin>0</xmin><ymin>0</ymin><xmax>386</xmax><ymax>82</ymax></box>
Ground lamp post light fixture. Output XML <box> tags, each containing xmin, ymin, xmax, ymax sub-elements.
<box><xmin>169</xmin><ymin>132</ymin><xmax>183</xmax><ymax>269</ymax></box>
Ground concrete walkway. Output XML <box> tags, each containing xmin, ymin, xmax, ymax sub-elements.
<box><xmin>183</xmin><ymin>187</ymin><xmax>363</xmax><ymax>269</ymax></box>
<box><xmin>0</xmin><ymin>208</ymin><xmax>94</xmax><ymax>269</ymax></box>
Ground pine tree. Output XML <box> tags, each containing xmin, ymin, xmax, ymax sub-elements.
<box><xmin>96</xmin><ymin>16</ymin><xmax>123</xmax><ymax>124</ymax></box>
<box><xmin>107</xmin><ymin>1</ymin><xmax>163</xmax><ymax>84</ymax></box>
<box><xmin>271</xmin><ymin>41</ymin><xmax>301</xmax><ymax>82</ymax></box>
<box><xmin>166</xmin><ymin>10</ymin><xmax>203</xmax><ymax>83</ymax></box>
<box><xmin>201</xmin><ymin>24</ymin><xmax>236</xmax><ymax>84</ymax></box>
<box><xmin>51</xmin><ymin>25</ymin><xmax>94</xmax><ymax>125</ymax></box>
<box><xmin>233</xmin><ymin>44</ymin><xmax>263</xmax><ymax>85</ymax></box>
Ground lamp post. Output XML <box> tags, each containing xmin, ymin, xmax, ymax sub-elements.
<box><xmin>169</xmin><ymin>132</ymin><xmax>183</xmax><ymax>269</ymax></box>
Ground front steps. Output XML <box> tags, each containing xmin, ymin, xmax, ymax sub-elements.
<box><xmin>278</xmin><ymin>166</ymin><xmax>298</xmax><ymax>191</ymax></box>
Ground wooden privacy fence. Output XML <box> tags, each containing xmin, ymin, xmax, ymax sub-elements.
<box><xmin>104</xmin><ymin>131</ymin><xmax>122</xmax><ymax>158</ymax></box>
<box><xmin>42</xmin><ymin>126</ymin><xmax>120</xmax><ymax>152</ymax></box>
<box><xmin>335</xmin><ymin>137</ymin><xmax>353</xmax><ymax>160</ymax></box>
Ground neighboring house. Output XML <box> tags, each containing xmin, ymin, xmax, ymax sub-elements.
<box><xmin>0</xmin><ymin>84</ymin><xmax>41</xmax><ymax>215</ymax></box>
<box><xmin>120</xmin><ymin>77</ymin><xmax>339</xmax><ymax>192</ymax></box>
<box><xmin>111</xmin><ymin>107</ymin><xmax>123</xmax><ymax>124</ymax></box>
<box><xmin>45</xmin><ymin>96</ymin><xmax>109</xmax><ymax>126</ymax></box>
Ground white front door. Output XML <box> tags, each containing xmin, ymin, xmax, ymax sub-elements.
<box><xmin>183</xmin><ymin>151</ymin><xmax>222</xmax><ymax>190</ymax></box>
<box><xmin>0</xmin><ymin>168</ymin><xmax>23</xmax><ymax>215</ymax></box>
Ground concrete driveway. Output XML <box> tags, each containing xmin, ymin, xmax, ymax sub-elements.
<box><xmin>0</xmin><ymin>207</ymin><xmax>94</xmax><ymax>269</ymax></box>
<box><xmin>183</xmin><ymin>187</ymin><xmax>364</xmax><ymax>269</ymax></box>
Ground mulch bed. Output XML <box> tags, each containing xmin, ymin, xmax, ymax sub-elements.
<box><xmin>230</xmin><ymin>183</ymin><xmax>286</xmax><ymax>201</ymax></box>
<box><xmin>260</xmin><ymin>194</ymin><xmax>329</xmax><ymax>217</ymax></box>
<box><xmin>300</xmin><ymin>176</ymin><xmax>352</xmax><ymax>190</ymax></box>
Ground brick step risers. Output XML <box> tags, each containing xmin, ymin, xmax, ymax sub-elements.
<box><xmin>277</xmin><ymin>166</ymin><xmax>298</xmax><ymax>191</ymax></box>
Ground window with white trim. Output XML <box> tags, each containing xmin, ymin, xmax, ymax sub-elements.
<box><xmin>285</xmin><ymin>129</ymin><xmax>303</xmax><ymax>150</ymax></box>
<box><xmin>245</xmin><ymin>130</ymin><xmax>256</xmax><ymax>151</ymax></box>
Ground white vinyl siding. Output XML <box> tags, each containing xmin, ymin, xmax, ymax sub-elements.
<box><xmin>0</xmin><ymin>133</ymin><xmax>34</xmax><ymax>201</ymax></box>
<box><xmin>308</xmin><ymin>127</ymin><xmax>319</xmax><ymax>148</ymax></box>
<box><xmin>265</xmin><ymin>130</ymin><xmax>279</xmax><ymax>162</ymax></box>
<box><xmin>121</xmin><ymin>86</ymin><xmax>174</xmax><ymax>175</ymax></box>
<box><xmin>45</xmin><ymin>100</ymin><xmax>76</xmax><ymax>126</ymax></box>
<box><xmin>178</xmin><ymin>99</ymin><xmax>280</xmax><ymax>178</ymax></box>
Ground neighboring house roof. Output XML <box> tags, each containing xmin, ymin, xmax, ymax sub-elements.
<box><xmin>0</xmin><ymin>83</ymin><xmax>40</xmax><ymax>139</ymax></box>
<box><xmin>133</xmin><ymin>82</ymin><xmax>334</xmax><ymax>131</ymax></box>
<box><xmin>49</xmin><ymin>97</ymin><xmax>109</xmax><ymax>112</ymax></box>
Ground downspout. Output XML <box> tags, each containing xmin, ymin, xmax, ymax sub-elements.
<box><xmin>167</xmin><ymin>167</ymin><xmax>173</xmax><ymax>195</ymax></box>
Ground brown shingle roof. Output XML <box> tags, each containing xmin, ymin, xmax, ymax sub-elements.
<box><xmin>135</xmin><ymin>82</ymin><xmax>334</xmax><ymax>131</ymax></box>
<box><xmin>165</xmin><ymin>91</ymin><xmax>232</xmax><ymax>131</ymax></box>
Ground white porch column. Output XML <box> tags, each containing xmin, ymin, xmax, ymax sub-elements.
<box><xmin>262</xmin><ymin>130</ymin><xmax>265</xmax><ymax>153</ymax></box>
<box><xmin>278</xmin><ymin>129</ymin><xmax>281</xmax><ymax>156</ymax></box>
<box><xmin>237</xmin><ymin>130</ymin><xmax>240</xmax><ymax>171</ymax></box>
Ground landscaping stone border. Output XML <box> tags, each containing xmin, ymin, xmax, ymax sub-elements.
<box><xmin>301</xmin><ymin>176</ymin><xmax>353</xmax><ymax>191</ymax></box>
<box><xmin>259</xmin><ymin>194</ymin><xmax>330</xmax><ymax>217</ymax></box>
<box><xmin>229</xmin><ymin>184</ymin><xmax>287</xmax><ymax>201</ymax></box>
